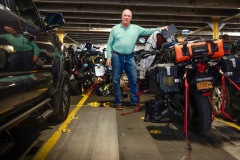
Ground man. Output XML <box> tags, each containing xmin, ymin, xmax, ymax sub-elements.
<box><xmin>221</xmin><ymin>34</ymin><xmax>235</xmax><ymax>55</ymax></box>
<box><xmin>106</xmin><ymin>9</ymin><xmax>168</xmax><ymax>110</ymax></box>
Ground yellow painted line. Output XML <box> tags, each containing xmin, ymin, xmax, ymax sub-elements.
<box><xmin>0</xmin><ymin>107</ymin><xmax>14</xmax><ymax>114</ymax></box>
<box><xmin>39</xmin><ymin>88</ymin><xmax>48</xmax><ymax>91</ymax></box>
<box><xmin>33</xmin><ymin>89</ymin><xmax>93</xmax><ymax>160</ymax></box>
<box><xmin>217</xmin><ymin>119</ymin><xmax>240</xmax><ymax>131</ymax></box>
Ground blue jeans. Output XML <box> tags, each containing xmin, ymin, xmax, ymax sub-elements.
<box><xmin>111</xmin><ymin>52</ymin><xmax>138</xmax><ymax>106</ymax></box>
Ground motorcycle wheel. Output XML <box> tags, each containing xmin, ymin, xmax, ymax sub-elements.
<box><xmin>211</xmin><ymin>85</ymin><xmax>239</xmax><ymax>119</ymax></box>
<box><xmin>70</xmin><ymin>79</ymin><xmax>81</xmax><ymax>95</ymax></box>
<box><xmin>188</xmin><ymin>91</ymin><xmax>212</xmax><ymax>135</ymax></box>
<box><xmin>95</xmin><ymin>84</ymin><xmax>104</xmax><ymax>96</ymax></box>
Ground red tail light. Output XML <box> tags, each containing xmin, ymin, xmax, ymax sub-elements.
<box><xmin>197</xmin><ymin>62</ymin><xmax>207</xmax><ymax>73</ymax></box>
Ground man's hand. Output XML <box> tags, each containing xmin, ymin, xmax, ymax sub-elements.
<box><xmin>161</xmin><ymin>26</ymin><xmax>168</xmax><ymax>31</ymax></box>
<box><xmin>33</xmin><ymin>56</ymin><xmax>39</xmax><ymax>62</ymax></box>
<box><xmin>105</xmin><ymin>58</ymin><xmax>111</xmax><ymax>66</ymax></box>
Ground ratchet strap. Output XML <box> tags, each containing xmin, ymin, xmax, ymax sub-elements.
<box><xmin>121</xmin><ymin>80</ymin><xmax>150</xmax><ymax>115</ymax></box>
<box><xmin>183</xmin><ymin>70</ymin><xmax>189</xmax><ymax>139</ymax></box>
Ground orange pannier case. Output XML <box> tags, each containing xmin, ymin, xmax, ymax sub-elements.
<box><xmin>173</xmin><ymin>39</ymin><xmax>224</xmax><ymax>63</ymax></box>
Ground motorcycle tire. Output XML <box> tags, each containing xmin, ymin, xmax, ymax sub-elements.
<box><xmin>223</xmin><ymin>87</ymin><xmax>240</xmax><ymax>119</ymax></box>
<box><xmin>188</xmin><ymin>91</ymin><xmax>212</xmax><ymax>135</ymax></box>
<box><xmin>211</xmin><ymin>86</ymin><xmax>240</xmax><ymax>120</ymax></box>
<box><xmin>95</xmin><ymin>85</ymin><xmax>104</xmax><ymax>96</ymax></box>
<box><xmin>70</xmin><ymin>79</ymin><xmax>81</xmax><ymax>96</ymax></box>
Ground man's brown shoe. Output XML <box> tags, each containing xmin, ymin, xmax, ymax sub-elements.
<box><xmin>116</xmin><ymin>105</ymin><xmax>123</xmax><ymax>111</ymax></box>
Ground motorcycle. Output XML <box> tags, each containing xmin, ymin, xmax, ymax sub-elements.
<box><xmin>68</xmin><ymin>43</ymin><xmax>109</xmax><ymax>95</ymax></box>
<box><xmin>94</xmin><ymin>48</ymin><xmax>128</xmax><ymax>98</ymax></box>
<box><xmin>69</xmin><ymin>47</ymin><xmax>84</xmax><ymax>95</ymax></box>
<box><xmin>211</xmin><ymin>40</ymin><xmax>240</xmax><ymax>120</ymax></box>
<box><xmin>139</xmin><ymin>29</ymin><xmax>227</xmax><ymax>135</ymax></box>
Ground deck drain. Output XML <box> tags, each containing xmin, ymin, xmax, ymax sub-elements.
<box><xmin>62</xmin><ymin>129</ymin><xmax>70</xmax><ymax>133</ymax></box>
<box><xmin>149</xmin><ymin>130</ymin><xmax>161</xmax><ymax>134</ymax></box>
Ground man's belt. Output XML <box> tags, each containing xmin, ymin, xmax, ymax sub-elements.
<box><xmin>113</xmin><ymin>51</ymin><xmax>132</xmax><ymax>56</ymax></box>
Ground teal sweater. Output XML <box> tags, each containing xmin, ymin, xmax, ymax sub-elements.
<box><xmin>107</xmin><ymin>23</ymin><xmax>158</xmax><ymax>58</ymax></box>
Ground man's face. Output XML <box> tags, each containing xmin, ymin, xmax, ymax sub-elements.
<box><xmin>121</xmin><ymin>10</ymin><xmax>132</xmax><ymax>26</ymax></box>
<box><xmin>223</xmin><ymin>38</ymin><xmax>229</xmax><ymax>42</ymax></box>
<box><xmin>4</xmin><ymin>26</ymin><xmax>17</xmax><ymax>35</ymax></box>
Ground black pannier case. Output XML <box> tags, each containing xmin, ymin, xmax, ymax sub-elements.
<box><xmin>220</xmin><ymin>55</ymin><xmax>240</xmax><ymax>86</ymax></box>
<box><xmin>220</xmin><ymin>55</ymin><xmax>240</xmax><ymax>110</ymax></box>
<box><xmin>148</xmin><ymin>63</ymin><xmax>180</xmax><ymax>95</ymax></box>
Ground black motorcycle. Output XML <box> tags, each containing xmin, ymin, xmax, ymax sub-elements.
<box><xmin>139</xmin><ymin>32</ymin><xmax>230</xmax><ymax>135</ymax></box>
<box><xmin>69</xmin><ymin>47</ymin><xmax>85</xmax><ymax>95</ymax></box>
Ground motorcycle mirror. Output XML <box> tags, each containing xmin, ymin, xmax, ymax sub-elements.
<box><xmin>182</xmin><ymin>29</ymin><xmax>189</xmax><ymax>35</ymax></box>
<box><xmin>76</xmin><ymin>48</ymin><xmax>81</xmax><ymax>52</ymax></box>
<box><xmin>234</xmin><ymin>40</ymin><xmax>240</xmax><ymax>51</ymax></box>
<box><xmin>138</xmin><ymin>37</ymin><xmax>146</xmax><ymax>44</ymax></box>
<box><xmin>141</xmin><ymin>53</ymin><xmax>151</xmax><ymax>59</ymax></box>
<box><xmin>44</xmin><ymin>13</ymin><xmax>65</xmax><ymax>30</ymax></box>
<box><xmin>93</xmin><ymin>46</ymin><xmax>100</xmax><ymax>49</ymax></box>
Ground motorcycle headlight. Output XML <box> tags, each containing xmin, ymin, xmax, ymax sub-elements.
<box><xmin>94</xmin><ymin>57</ymin><xmax>103</xmax><ymax>64</ymax></box>
<box><xmin>83</xmin><ymin>63</ymin><xmax>88</xmax><ymax>68</ymax></box>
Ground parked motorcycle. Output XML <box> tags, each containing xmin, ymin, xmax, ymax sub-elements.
<box><xmin>69</xmin><ymin>47</ymin><xmax>84</xmax><ymax>95</ymax></box>
<box><xmin>211</xmin><ymin>40</ymin><xmax>240</xmax><ymax>120</ymax></box>
<box><xmin>68</xmin><ymin>43</ymin><xmax>108</xmax><ymax>95</ymax></box>
<box><xmin>94</xmin><ymin>48</ymin><xmax>128</xmax><ymax>98</ymax></box>
<box><xmin>68</xmin><ymin>44</ymin><xmax>95</xmax><ymax>95</ymax></box>
<box><xmin>139</xmin><ymin>29</ymin><xmax>227</xmax><ymax>135</ymax></box>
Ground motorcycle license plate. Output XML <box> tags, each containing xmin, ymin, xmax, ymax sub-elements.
<box><xmin>196</xmin><ymin>81</ymin><xmax>213</xmax><ymax>90</ymax></box>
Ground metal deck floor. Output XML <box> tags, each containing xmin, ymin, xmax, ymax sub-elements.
<box><xmin>43</xmin><ymin>92</ymin><xmax>239</xmax><ymax>160</ymax></box>
<box><xmin>47</xmin><ymin>105</ymin><xmax>119</xmax><ymax>160</ymax></box>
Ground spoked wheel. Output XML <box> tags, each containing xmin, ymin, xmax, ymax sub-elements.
<box><xmin>211</xmin><ymin>85</ymin><xmax>239</xmax><ymax>119</ymax></box>
<box><xmin>211</xmin><ymin>86</ymin><xmax>224</xmax><ymax>115</ymax></box>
